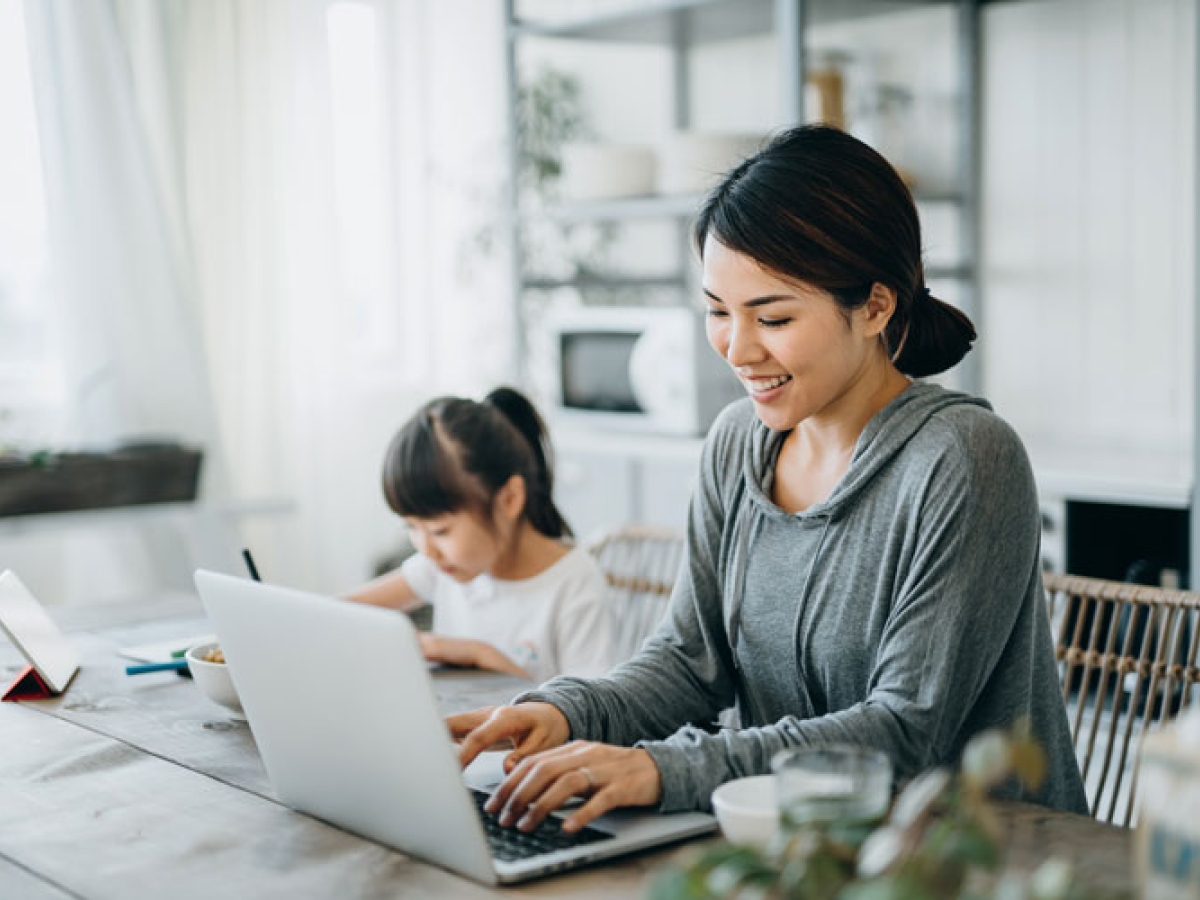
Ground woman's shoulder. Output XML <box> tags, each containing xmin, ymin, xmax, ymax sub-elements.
<box><xmin>700</xmin><ymin>397</ymin><xmax>768</xmax><ymax>474</ymax></box>
<box><xmin>917</xmin><ymin>392</ymin><xmax>1028</xmax><ymax>463</ymax></box>
<box><xmin>900</xmin><ymin>388</ymin><xmax>1035</xmax><ymax>499</ymax></box>
<box><xmin>707</xmin><ymin>396</ymin><xmax>758</xmax><ymax>441</ymax></box>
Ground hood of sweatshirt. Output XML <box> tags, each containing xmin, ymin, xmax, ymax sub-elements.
<box><xmin>740</xmin><ymin>381</ymin><xmax>993</xmax><ymax>522</ymax></box>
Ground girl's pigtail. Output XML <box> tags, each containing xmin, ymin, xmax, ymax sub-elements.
<box><xmin>484</xmin><ymin>387</ymin><xmax>573</xmax><ymax>540</ymax></box>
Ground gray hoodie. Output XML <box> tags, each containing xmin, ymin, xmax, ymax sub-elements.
<box><xmin>520</xmin><ymin>383</ymin><xmax>1088</xmax><ymax>814</ymax></box>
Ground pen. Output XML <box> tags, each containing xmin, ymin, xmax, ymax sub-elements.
<box><xmin>125</xmin><ymin>659</ymin><xmax>190</xmax><ymax>676</ymax></box>
<box><xmin>242</xmin><ymin>548</ymin><xmax>262</xmax><ymax>582</ymax></box>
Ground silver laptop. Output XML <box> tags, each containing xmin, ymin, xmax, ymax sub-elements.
<box><xmin>192</xmin><ymin>570</ymin><xmax>715</xmax><ymax>885</ymax></box>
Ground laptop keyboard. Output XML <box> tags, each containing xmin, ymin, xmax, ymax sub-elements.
<box><xmin>471</xmin><ymin>789</ymin><xmax>614</xmax><ymax>862</ymax></box>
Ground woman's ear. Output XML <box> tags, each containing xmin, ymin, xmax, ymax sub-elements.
<box><xmin>494</xmin><ymin>474</ymin><xmax>526</xmax><ymax>524</ymax></box>
<box><xmin>860</xmin><ymin>283</ymin><xmax>897</xmax><ymax>338</ymax></box>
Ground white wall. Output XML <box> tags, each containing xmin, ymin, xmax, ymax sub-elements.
<box><xmin>981</xmin><ymin>0</ymin><xmax>1195</xmax><ymax>460</ymax></box>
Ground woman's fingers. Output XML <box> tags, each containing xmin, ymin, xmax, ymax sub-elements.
<box><xmin>445</xmin><ymin>706</ymin><xmax>496</xmax><ymax>741</ymax></box>
<box><xmin>486</xmin><ymin>744</ymin><xmax>663</xmax><ymax>833</ymax></box>
<box><xmin>455</xmin><ymin>702</ymin><xmax>570</xmax><ymax>769</ymax></box>
<box><xmin>493</xmin><ymin>743</ymin><xmax>593</xmax><ymax>828</ymax></box>
<box><xmin>456</xmin><ymin>709</ymin><xmax>525</xmax><ymax>767</ymax></box>
<box><xmin>514</xmin><ymin>767</ymin><xmax>596</xmax><ymax>832</ymax></box>
<box><xmin>562</xmin><ymin>789</ymin><xmax>622</xmax><ymax>833</ymax></box>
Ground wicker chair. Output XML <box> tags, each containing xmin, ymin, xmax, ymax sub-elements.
<box><xmin>1043</xmin><ymin>572</ymin><xmax>1200</xmax><ymax>826</ymax></box>
<box><xmin>586</xmin><ymin>525</ymin><xmax>686</xmax><ymax>665</ymax></box>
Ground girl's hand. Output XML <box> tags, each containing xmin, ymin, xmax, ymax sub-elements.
<box><xmin>418</xmin><ymin>633</ymin><xmax>530</xmax><ymax>678</ymax></box>
<box><xmin>484</xmin><ymin>742</ymin><xmax>663</xmax><ymax>834</ymax></box>
<box><xmin>451</xmin><ymin>702</ymin><xmax>570</xmax><ymax>770</ymax></box>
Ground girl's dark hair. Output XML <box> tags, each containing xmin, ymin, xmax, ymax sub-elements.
<box><xmin>382</xmin><ymin>386</ymin><xmax>573</xmax><ymax>539</ymax></box>
<box><xmin>694</xmin><ymin>124</ymin><xmax>975</xmax><ymax>378</ymax></box>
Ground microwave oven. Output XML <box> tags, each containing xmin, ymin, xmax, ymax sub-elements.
<box><xmin>532</xmin><ymin>306</ymin><xmax>743</xmax><ymax>436</ymax></box>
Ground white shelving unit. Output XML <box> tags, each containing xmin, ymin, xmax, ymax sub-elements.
<box><xmin>504</xmin><ymin>0</ymin><xmax>982</xmax><ymax>535</ymax></box>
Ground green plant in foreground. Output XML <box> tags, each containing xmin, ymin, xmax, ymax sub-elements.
<box><xmin>650</xmin><ymin>729</ymin><xmax>1103</xmax><ymax>900</ymax></box>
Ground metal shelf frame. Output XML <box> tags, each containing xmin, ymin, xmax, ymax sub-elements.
<box><xmin>504</xmin><ymin>0</ymin><xmax>982</xmax><ymax>394</ymax></box>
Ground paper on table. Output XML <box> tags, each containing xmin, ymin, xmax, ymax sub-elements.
<box><xmin>117</xmin><ymin>635</ymin><xmax>216</xmax><ymax>664</ymax></box>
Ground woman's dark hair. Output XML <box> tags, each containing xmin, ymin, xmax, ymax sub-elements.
<box><xmin>382</xmin><ymin>386</ymin><xmax>572</xmax><ymax>539</ymax></box>
<box><xmin>694</xmin><ymin>124</ymin><xmax>975</xmax><ymax>378</ymax></box>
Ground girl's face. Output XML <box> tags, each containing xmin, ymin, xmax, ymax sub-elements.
<box><xmin>404</xmin><ymin>510</ymin><xmax>510</xmax><ymax>582</ymax></box>
<box><xmin>402</xmin><ymin>475</ymin><xmax>525</xmax><ymax>582</ymax></box>
<box><xmin>701</xmin><ymin>236</ymin><xmax>892</xmax><ymax>433</ymax></box>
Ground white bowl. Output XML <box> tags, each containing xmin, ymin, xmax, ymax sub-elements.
<box><xmin>656</xmin><ymin>131</ymin><xmax>766</xmax><ymax>195</ymax></box>
<box><xmin>711</xmin><ymin>774</ymin><xmax>780</xmax><ymax>847</ymax></box>
<box><xmin>559</xmin><ymin>142</ymin><xmax>656</xmax><ymax>201</ymax></box>
<box><xmin>186</xmin><ymin>642</ymin><xmax>245</xmax><ymax>720</ymax></box>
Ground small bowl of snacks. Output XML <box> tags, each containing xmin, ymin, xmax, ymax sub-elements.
<box><xmin>185</xmin><ymin>642</ymin><xmax>244</xmax><ymax>719</ymax></box>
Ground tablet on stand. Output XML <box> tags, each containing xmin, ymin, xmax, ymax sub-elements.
<box><xmin>0</xmin><ymin>570</ymin><xmax>80</xmax><ymax>700</ymax></box>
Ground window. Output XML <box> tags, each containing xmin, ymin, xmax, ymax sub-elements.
<box><xmin>327</xmin><ymin>2</ymin><xmax>406</xmax><ymax>368</ymax></box>
<box><xmin>0</xmin><ymin>1</ymin><xmax>61</xmax><ymax>441</ymax></box>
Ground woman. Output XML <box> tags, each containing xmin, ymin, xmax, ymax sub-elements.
<box><xmin>452</xmin><ymin>125</ymin><xmax>1088</xmax><ymax>835</ymax></box>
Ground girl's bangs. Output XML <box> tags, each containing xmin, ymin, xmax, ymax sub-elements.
<box><xmin>382</xmin><ymin>413</ymin><xmax>479</xmax><ymax>520</ymax></box>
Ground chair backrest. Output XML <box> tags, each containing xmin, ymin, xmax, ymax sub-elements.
<box><xmin>587</xmin><ymin>525</ymin><xmax>686</xmax><ymax>665</ymax></box>
<box><xmin>1043</xmin><ymin>572</ymin><xmax>1200</xmax><ymax>826</ymax></box>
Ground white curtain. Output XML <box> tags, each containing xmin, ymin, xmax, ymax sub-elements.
<box><xmin>20</xmin><ymin>0</ymin><xmax>225</xmax><ymax>601</ymax></box>
<box><xmin>23</xmin><ymin>0</ymin><xmax>218</xmax><ymax>450</ymax></box>
<box><xmin>181</xmin><ymin>0</ymin><xmax>512</xmax><ymax>591</ymax></box>
<box><xmin>17</xmin><ymin>0</ymin><xmax>512</xmax><ymax>600</ymax></box>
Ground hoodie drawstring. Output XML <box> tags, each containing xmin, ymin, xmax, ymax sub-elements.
<box><xmin>727</xmin><ymin>504</ymin><xmax>832</xmax><ymax>723</ymax></box>
<box><xmin>788</xmin><ymin>512</ymin><xmax>834</xmax><ymax>714</ymax></box>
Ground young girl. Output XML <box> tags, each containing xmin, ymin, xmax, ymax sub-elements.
<box><xmin>347</xmin><ymin>387</ymin><xmax>611</xmax><ymax>682</ymax></box>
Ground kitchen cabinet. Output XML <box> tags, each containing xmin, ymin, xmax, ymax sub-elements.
<box><xmin>978</xmin><ymin>0</ymin><xmax>1197</xmax><ymax>584</ymax></box>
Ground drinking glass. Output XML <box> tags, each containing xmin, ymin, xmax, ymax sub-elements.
<box><xmin>772</xmin><ymin>745</ymin><xmax>893</xmax><ymax>832</ymax></box>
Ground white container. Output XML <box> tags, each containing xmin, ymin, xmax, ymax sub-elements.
<box><xmin>711</xmin><ymin>774</ymin><xmax>780</xmax><ymax>848</ymax></box>
<box><xmin>1137</xmin><ymin>710</ymin><xmax>1200</xmax><ymax>897</ymax></box>
<box><xmin>656</xmin><ymin>131</ymin><xmax>766</xmax><ymax>196</ymax></box>
<box><xmin>186</xmin><ymin>642</ymin><xmax>245</xmax><ymax>720</ymax></box>
<box><xmin>558</xmin><ymin>142</ymin><xmax>656</xmax><ymax>201</ymax></box>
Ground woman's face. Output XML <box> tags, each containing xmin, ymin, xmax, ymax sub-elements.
<box><xmin>702</xmin><ymin>235</ymin><xmax>888</xmax><ymax>433</ymax></box>
<box><xmin>404</xmin><ymin>510</ymin><xmax>510</xmax><ymax>582</ymax></box>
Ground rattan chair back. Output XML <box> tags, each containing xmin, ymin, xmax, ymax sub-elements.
<box><xmin>1043</xmin><ymin>572</ymin><xmax>1200</xmax><ymax>826</ymax></box>
<box><xmin>587</xmin><ymin>525</ymin><xmax>686</xmax><ymax>665</ymax></box>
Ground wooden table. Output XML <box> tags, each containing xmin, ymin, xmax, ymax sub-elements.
<box><xmin>0</xmin><ymin>596</ymin><xmax>1137</xmax><ymax>899</ymax></box>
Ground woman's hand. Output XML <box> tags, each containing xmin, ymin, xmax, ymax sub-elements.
<box><xmin>450</xmin><ymin>702</ymin><xmax>570</xmax><ymax>771</ymax></box>
<box><xmin>418</xmin><ymin>633</ymin><xmax>530</xmax><ymax>678</ymax></box>
<box><xmin>484</xmin><ymin>742</ymin><xmax>663</xmax><ymax>834</ymax></box>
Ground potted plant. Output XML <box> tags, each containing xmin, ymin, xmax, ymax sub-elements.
<box><xmin>650</xmin><ymin>728</ymin><xmax>1106</xmax><ymax>900</ymax></box>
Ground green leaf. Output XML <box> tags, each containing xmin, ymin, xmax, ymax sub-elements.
<box><xmin>649</xmin><ymin>867</ymin><xmax>703</xmax><ymax>900</ymax></box>
<box><xmin>927</xmin><ymin>818</ymin><xmax>1001</xmax><ymax>870</ymax></box>
<box><xmin>839</xmin><ymin>874</ymin><xmax>936</xmax><ymax>900</ymax></box>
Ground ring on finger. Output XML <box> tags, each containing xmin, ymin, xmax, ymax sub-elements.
<box><xmin>579</xmin><ymin>766</ymin><xmax>596</xmax><ymax>793</ymax></box>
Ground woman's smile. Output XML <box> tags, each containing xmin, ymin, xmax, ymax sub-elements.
<box><xmin>740</xmin><ymin>372</ymin><xmax>793</xmax><ymax>400</ymax></box>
